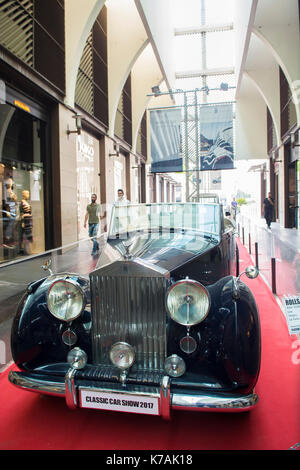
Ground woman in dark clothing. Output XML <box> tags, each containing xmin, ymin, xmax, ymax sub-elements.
<box><xmin>263</xmin><ymin>192</ymin><xmax>274</xmax><ymax>229</ymax></box>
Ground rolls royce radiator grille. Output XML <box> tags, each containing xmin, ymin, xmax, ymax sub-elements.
<box><xmin>90</xmin><ymin>261</ymin><xmax>169</xmax><ymax>373</ymax></box>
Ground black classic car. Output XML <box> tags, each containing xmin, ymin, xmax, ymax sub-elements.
<box><xmin>9</xmin><ymin>202</ymin><xmax>261</xmax><ymax>419</ymax></box>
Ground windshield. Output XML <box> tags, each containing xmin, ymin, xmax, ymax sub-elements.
<box><xmin>108</xmin><ymin>203</ymin><xmax>221</xmax><ymax>240</ymax></box>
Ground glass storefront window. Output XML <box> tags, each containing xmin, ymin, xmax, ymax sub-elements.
<box><xmin>0</xmin><ymin>104</ymin><xmax>45</xmax><ymax>263</ymax></box>
<box><xmin>76</xmin><ymin>131</ymin><xmax>100</xmax><ymax>240</ymax></box>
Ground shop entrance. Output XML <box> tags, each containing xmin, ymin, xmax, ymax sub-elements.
<box><xmin>76</xmin><ymin>131</ymin><xmax>101</xmax><ymax>240</ymax></box>
<box><xmin>0</xmin><ymin>103</ymin><xmax>46</xmax><ymax>263</ymax></box>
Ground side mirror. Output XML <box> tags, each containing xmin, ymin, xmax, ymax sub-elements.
<box><xmin>236</xmin><ymin>265</ymin><xmax>259</xmax><ymax>283</ymax></box>
<box><xmin>245</xmin><ymin>265</ymin><xmax>259</xmax><ymax>279</ymax></box>
<box><xmin>232</xmin><ymin>265</ymin><xmax>259</xmax><ymax>300</ymax></box>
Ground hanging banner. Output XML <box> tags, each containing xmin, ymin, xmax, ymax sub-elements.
<box><xmin>150</xmin><ymin>108</ymin><xmax>182</xmax><ymax>173</ymax></box>
<box><xmin>200</xmin><ymin>103</ymin><xmax>234</xmax><ymax>171</ymax></box>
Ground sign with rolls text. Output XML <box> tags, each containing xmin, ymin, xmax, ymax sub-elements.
<box><xmin>283</xmin><ymin>295</ymin><xmax>300</xmax><ymax>335</ymax></box>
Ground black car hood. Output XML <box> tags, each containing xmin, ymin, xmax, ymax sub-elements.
<box><xmin>96</xmin><ymin>230</ymin><xmax>219</xmax><ymax>272</ymax></box>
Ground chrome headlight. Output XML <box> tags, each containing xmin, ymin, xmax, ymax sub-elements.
<box><xmin>47</xmin><ymin>279</ymin><xmax>86</xmax><ymax>322</ymax></box>
<box><xmin>166</xmin><ymin>279</ymin><xmax>210</xmax><ymax>326</ymax></box>
<box><xmin>110</xmin><ymin>342</ymin><xmax>135</xmax><ymax>370</ymax></box>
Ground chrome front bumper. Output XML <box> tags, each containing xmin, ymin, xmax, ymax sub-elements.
<box><xmin>8</xmin><ymin>369</ymin><xmax>258</xmax><ymax>419</ymax></box>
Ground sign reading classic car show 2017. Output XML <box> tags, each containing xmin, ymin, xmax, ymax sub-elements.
<box><xmin>80</xmin><ymin>389</ymin><xmax>160</xmax><ymax>415</ymax></box>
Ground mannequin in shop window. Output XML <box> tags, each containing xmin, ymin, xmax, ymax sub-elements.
<box><xmin>20</xmin><ymin>190</ymin><xmax>33</xmax><ymax>255</ymax></box>
<box><xmin>3</xmin><ymin>177</ymin><xmax>18</xmax><ymax>248</ymax></box>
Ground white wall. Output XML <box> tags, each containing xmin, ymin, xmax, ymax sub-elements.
<box><xmin>137</xmin><ymin>0</ymin><xmax>176</xmax><ymax>89</ymax></box>
<box><xmin>107</xmin><ymin>0</ymin><xmax>149</xmax><ymax>137</ymax></box>
<box><xmin>234</xmin><ymin>0</ymin><xmax>257</xmax><ymax>95</ymax></box>
<box><xmin>235</xmin><ymin>75</ymin><xmax>268</xmax><ymax>161</ymax></box>
<box><xmin>131</xmin><ymin>43</ymin><xmax>167</xmax><ymax>154</ymax></box>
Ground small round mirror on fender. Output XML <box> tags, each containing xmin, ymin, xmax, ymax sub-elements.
<box><xmin>245</xmin><ymin>266</ymin><xmax>259</xmax><ymax>279</ymax></box>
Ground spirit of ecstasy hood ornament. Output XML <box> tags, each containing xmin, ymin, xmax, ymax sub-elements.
<box><xmin>120</xmin><ymin>241</ymin><xmax>133</xmax><ymax>260</ymax></box>
<box><xmin>122</xmin><ymin>242</ymin><xmax>132</xmax><ymax>259</ymax></box>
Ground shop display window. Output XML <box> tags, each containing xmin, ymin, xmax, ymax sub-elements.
<box><xmin>0</xmin><ymin>104</ymin><xmax>45</xmax><ymax>263</ymax></box>
<box><xmin>76</xmin><ymin>131</ymin><xmax>100</xmax><ymax>240</ymax></box>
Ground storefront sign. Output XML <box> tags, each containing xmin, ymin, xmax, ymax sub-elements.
<box><xmin>14</xmin><ymin>99</ymin><xmax>31</xmax><ymax>113</ymax></box>
<box><xmin>77</xmin><ymin>137</ymin><xmax>95</xmax><ymax>161</ymax></box>
<box><xmin>283</xmin><ymin>295</ymin><xmax>300</xmax><ymax>335</ymax></box>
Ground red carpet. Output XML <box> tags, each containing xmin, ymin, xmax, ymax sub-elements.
<box><xmin>0</xmin><ymin>239</ymin><xmax>299</xmax><ymax>450</ymax></box>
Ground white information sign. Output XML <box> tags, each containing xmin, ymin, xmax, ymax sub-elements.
<box><xmin>80</xmin><ymin>389</ymin><xmax>159</xmax><ymax>415</ymax></box>
<box><xmin>283</xmin><ymin>295</ymin><xmax>300</xmax><ymax>335</ymax></box>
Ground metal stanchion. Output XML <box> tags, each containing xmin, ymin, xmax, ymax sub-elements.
<box><xmin>236</xmin><ymin>244</ymin><xmax>239</xmax><ymax>277</ymax></box>
<box><xmin>255</xmin><ymin>242</ymin><xmax>259</xmax><ymax>269</ymax></box>
<box><xmin>248</xmin><ymin>233</ymin><xmax>251</xmax><ymax>254</ymax></box>
<box><xmin>242</xmin><ymin>227</ymin><xmax>245</xmax><ymax>245</ymax></box>
<box><xmin>271</xmin><ymin>258</ymin><xmax>276</xmax><ymax>294</ymax></box>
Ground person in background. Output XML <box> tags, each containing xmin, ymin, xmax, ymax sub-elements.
<box><xmin>231</xmin><ymin>197</ymin><xmax>237</xmax><ymax>220</ymax></box>
<box><xmin>114</xmin><ymin>188</ymin><xmax>130</xmax><ymax>206</ymax></box>
<box><xmin>84</xmin><ymin>193</ymin><xmax>104</xmax><ymax>256</ymax></box>
<box><xmin>263</xmin><ymin>192</ymin><xmax>274</xmax><ymax>229</ymax></box>
<box><xmin>113</xmin><ymin>189</ymin><xmax>130</xmax><ymax>237</ymax></box>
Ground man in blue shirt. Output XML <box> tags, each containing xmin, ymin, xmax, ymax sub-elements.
<box><xmin>231</xmin><ymin>197</ymin><xmax>237</xmax><ymax>219</ymax></box>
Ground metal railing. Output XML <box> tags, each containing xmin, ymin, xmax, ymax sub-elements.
<box><xmin>237</xmin><ymin>213</ymin><xmax>300</xmax><ymax>338</ymax></box>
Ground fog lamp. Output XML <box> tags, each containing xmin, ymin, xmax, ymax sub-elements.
<box><xmin>67</xmin><ymin>347</ymin><xmax>87</xmax><ymax>370</ymax></box>
<box><xmin>110</xmin><ymin>342</ymin><xmax>135</xmax><ymax>370</ymax></box>
<box><xmin>164</xmin><ymin>354</ymin><xmax>186</xmax><ymax>378</ymax></box>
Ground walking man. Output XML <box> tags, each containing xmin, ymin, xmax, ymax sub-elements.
<box><xmin>263</xmin><ymin>192</ymin><xmax>274</xmax><ymax>229</ymax></box>
<box><xmin>84</xmin><ymin>193</ymin><xmax>102</xmax><ymax>256</ymax></box>
<box><xmin>231</xmin><ymin>197</ymin><xmax>237</xmax><ymax>220</ymax></box>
